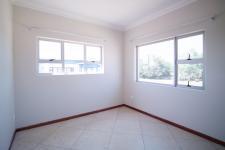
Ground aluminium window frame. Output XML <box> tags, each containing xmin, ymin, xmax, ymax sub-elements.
<box><xmin>136</xmin><ymin>37</ymin><xmax>176</xmax><ymax>87</ymax></box>
<box><xmin>37</xmin><ymin>37</ymin><xmax>104</xmax><ymax>75</ymax></box>
<box><xmin>175</xmin><ymin>31</ymin><xmax>205</xmax><ymax>90</ymax></box>
<box><xmin>136</xmin><ymin>31</ymin><xmax>205</xmax><ymax>90</ymax></box>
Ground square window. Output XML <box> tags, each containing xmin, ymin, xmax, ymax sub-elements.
<box><xmin>39</xmin><ymin>40</ymin><xmax>61</xmax><ymax>60</ymax></box>
<box><xmin>137</xmin><ymin>39</ymin><xmax>175</xmax><ymax>85</ymax></box>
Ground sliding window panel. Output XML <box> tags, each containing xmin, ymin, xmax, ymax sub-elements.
<box><xmin>137</xmin><ymin>39</ymin><xmax>175</xmax><ymax>85</ymax></box>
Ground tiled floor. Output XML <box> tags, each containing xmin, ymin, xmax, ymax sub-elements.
<box><xmin>11</xmin><ymin>107</ymin><xmax>225</xmax><ymax>150</ymax></box>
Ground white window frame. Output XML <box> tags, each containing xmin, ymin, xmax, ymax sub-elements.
<box><xmin>136</xmin><ymin>38</ymin><xmax>175</xmax><ymax>86</ymax></box>
<box><xmin>37</xmin><ymin>37</ymin><xmax>104</xmax><ymax>75</ymax></box>
<box><xmin>136</xmin><ymin>31</ymin><xmax>205</xmax><ymax>90</ymax></box>
<box><xmin>175</xmin><ymin>31</ymin><xmax>205</xmax><ymax>90</ymax></box>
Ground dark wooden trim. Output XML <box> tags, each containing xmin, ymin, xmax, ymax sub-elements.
<box><xmin>8</xmin><ymin>130</ymin><xmax>16</xmax><ymax>150</ymax></box>
<box><xmin>124</xmin><ymin>104</ymin><xmax>225</xmax><ymax>147</ymax></box>
<box><xmin>16</xmin><ymin>104</ymin><xmax>124</xmax><ymax>132</ymax></box>
<box><xmin>14</xmin><ymin>103</ymin><xmax>225</xmax><ymax>147</ymax></box>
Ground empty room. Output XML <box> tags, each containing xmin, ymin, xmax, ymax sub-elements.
<box><xmin>1</xmin><ymin>0</ymin><xmax>225</xmax><ymax>149</ymax></box>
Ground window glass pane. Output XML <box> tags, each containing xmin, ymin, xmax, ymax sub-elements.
<box><xmin>64</xmin><ymin>43</ymin><xmax>84</xmax><ymax>60</ymax></box>
<box><xmin>39</xmin><ymin>63</ymin><xmax>63</xmax><ymax>74</ymax></box>
<box><xmin>64</xmin><ymin>63</ymin><xmax>85</xmax><ymax>74</ymax></box>
<box><xmin>138</xmin><ymin>40</ymin><xmax>174</xmax><ymax>85</ymax></box>
<box><xmin>86</xmin><ymin>63</ymin><xmax>103</xmax><ymax>74</ymax></box>
<box><xmin>39</xmin><ymin>40</ymin><xmax>61</xmax><ymax>60</ymax></box>
<box><xmin>178</xmin><ymin>34</ymin><xmax>203</xmax><ymax>60</ymax></box>
<box><xmin>178</xmin><ymin>64</ymin><xmax>203</xmax><ymax>87</ymax></box>
<box><xmin>86</xmin><ymin>46</ymin><xmax>101</xmax><ymax>62</ymax></box>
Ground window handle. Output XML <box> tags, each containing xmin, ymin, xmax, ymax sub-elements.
<box><xmin>187</xmin><ymin>54</ymin><xmax>192</xmax><ymax>60</ymax></box>
<box><xmin>187</xmin><ymin>81</ymin><xmax>191</xmax><ymax>87</ymax></box>
<box><xmin>49</xmin><ymin>59</ymin><xmax>55</xmax><ymax>62</ymax></box>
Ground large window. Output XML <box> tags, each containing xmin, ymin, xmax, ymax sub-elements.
<box><xmin>137</xmin><ymin>39</ymin><xmax>174</xmax><ymax>85</ymax></box>
<box><xmin>38</xmin><ymin>38</ymin><xmax>103</xmax><ymax>75</ymax></box>
<box><xmin>137</xmin><ymin>31</ymin><xmax>204</xmax><ymax>89</ymax></box>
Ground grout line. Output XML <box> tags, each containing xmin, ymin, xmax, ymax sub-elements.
<box><xmin>11</xmin><ymin>104</ymin><xmax>225</xmax><ymax>148</ymax></box>
<box><xmin>166</xmin><ymin>125</ymin><xmax>183</xmax><ymax>150</ymax></box>
<box><xmin>137</xmin><ymin>113</ymin><xmax>146</xmax><ymax>150</ymax></box>
<box><xmin>124</xmin><ymin>104</ymin><xmax>225</xmax><ymax>147</ymax></box>
<box><xmin>106</xmin><ymin>107</ymin><xmax>120</xmax><ymax>150</ymax></box>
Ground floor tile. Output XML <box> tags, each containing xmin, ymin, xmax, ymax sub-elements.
<box><xmin>140</xmin><ymin>120</ymin><xmax>172</xmax><ymax>137</ymax></box>
<box><xmin>109</xmin><ymin>133</ymin><xmax>144</xmax><ymax>150</ymax></box>
<box><xmin>42</xmin><ymin>126</ymin><xmax>83</xmax><ymax>148</ymax></box>
<box><xmin>117</xmin><ymin>108</ymin><xmax>139</xmax><ymax>121</ymax></box>
<box><xmin>177</xmin><ymin>139</ymin><xmax>217</xmax><ymax>150</ymax></box>
<box><xmin>73</xmin><ymin>130</ymin><xmax>111</xmax><ymax>150</ymax></box>
<box><xmin>213</xmin><ymin>143</ymin><xmax>225</xmax><ymax>150</ymax></box>
<box><xmin>11</xmin><ymin>140</ymin><xmax>38</xmax><ymax>150</ymax></box>
<box><xmin>143</xmin><ymin>135</ymin><xmax>180</xmax><ymax>150</ymax></box>
<box><xmin>86</xmin><ymin>118</ymin><xmax>115</xmax><ymax>132</ymax></box>
<box><xmin>34</xmin><ymin>144</ymin><xmax>73</xmax><ymax>150</ymax></box>
<box><xmin>11</xmin><ymin>107</ymin><xmax>222</xmax><ymax>150</ymax></box>
<box><xmin>14</xmin><ymin>124</ymin><xmax>60</xmax><ymax>144</ymax></box>
<box><xmin>114</xmin><ymin>119</ymin><xmax>141</xmax><ymax>134</ymax></box>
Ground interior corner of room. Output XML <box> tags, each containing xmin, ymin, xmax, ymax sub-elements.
<box><xmin>1</xmin><ymin>0</ymin><xmax>225</xmax><ymax>149</ymax></box>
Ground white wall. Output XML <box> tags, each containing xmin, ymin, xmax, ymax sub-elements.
<box><xmin>0</xmin><ymin>0</ymin><xmax>15</xmax><ymax>149</ymax></box>
<box><xmin>13</xmin><ymin>6</ymin><xmax>124</xmax><ymax>128</ymax></box>
<box><xmin>124</xmin><ymin>0</ymin><xmax>225</xmax><ymax>142</ymax></box>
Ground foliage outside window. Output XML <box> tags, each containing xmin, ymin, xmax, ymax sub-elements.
<box><xmin>137</xmin><ymin>32</ymin><xmax>204</xmax><ymax>89</ymax></box>
<box><xmin>138</xmin><ymin>39</ymin><xmax>174</xmax><ymax>85</ymax></box>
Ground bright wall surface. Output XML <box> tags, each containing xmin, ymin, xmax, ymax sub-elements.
<box><xmin>13</xmin><ymin>6</ymin><xmax>124</xmax><ymax>128</ymax></box>
<box><xmin>124</xmin><ymin>0</ymin><xmax>225</xmax><ymax>142</ymax></box>
<box><xmin>0</xmin><ymin>0</ymin><xmax>15</xmax><ymax>149</ymax></box>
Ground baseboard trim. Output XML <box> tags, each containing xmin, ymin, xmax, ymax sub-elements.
<box><xmin>13</xmin><ymin>103</ymin><xmax>225</xmax><ymax>147</ymax></box>
<box><xmin>16</xmin><ymin>104</ymin><xmax>124</xmax><ymax>132</ymax></box>
<box><xmin>124</xmin><ymin>104</ymin><xmax>225</xmax><ymax>147</ymax></box>
<box><xmin>8</xmin><ymin>130</ymin><xmax>16</xmax><ymax>150</ymax></box>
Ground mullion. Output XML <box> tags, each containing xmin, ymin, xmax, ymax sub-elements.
<box><xmin>174</xmin><ymin>37</ymin><xmax>178</xmax><ymax>87</ymax></box>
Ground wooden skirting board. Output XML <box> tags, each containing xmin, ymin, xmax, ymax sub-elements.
<box><xmin>9</xmin><ymin>104</ymin><xmax>225</xmax><ymax>150</ymax></box>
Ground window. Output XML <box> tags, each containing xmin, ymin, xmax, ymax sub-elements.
<box><xmin>38</xmin><ymin>38</ymin><xmax>103</xmax><ymax>75</ymax></box>
<box><xmin>137</xmin><ymin>39</ymin><xmax>175</xmax><ymax>85</ymax></box>
<box><xmin>177</xmin><ymin>33</ymin><xmax>204</xmax><ymax>89</ymax></box>
<box><xmin>137</xmin><ymin>31</ymin><xmax>204</xmax><ymax>89</ymax></box>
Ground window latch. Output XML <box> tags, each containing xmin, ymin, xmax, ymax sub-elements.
<box><xmin>187</xmin><ymin>54</ymin><xmax>192</xmax><ymax>60</ymax></box>
<box><xmin>187</xmin><ymin>81</ymin><xmax>191</xmax><ymax>87</ymax></box>
<box><xmin>49</xmin><ymin>59</ymin><xmax>55</xmax><ymax>62</ymax></box>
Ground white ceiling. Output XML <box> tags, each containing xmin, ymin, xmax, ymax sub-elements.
<box><xmin>12</xmin><ymin>0</ymin><xmax>197</xmax><ymax>31</ymax></box>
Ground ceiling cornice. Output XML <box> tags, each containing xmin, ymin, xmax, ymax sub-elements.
<box><xmin>12</xmin><ymin>0</ymin><xmax>125</xmax><ymax>31</ymax></box>
<box><xmin>12</xmin><ymin>0</ymin><xmax>197</xmax><ymax>32</ymax></box>
<box><xmin>125</xmin><ymin>0</ymin><xmax>197</xmax><ymax>31</ymax></box>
